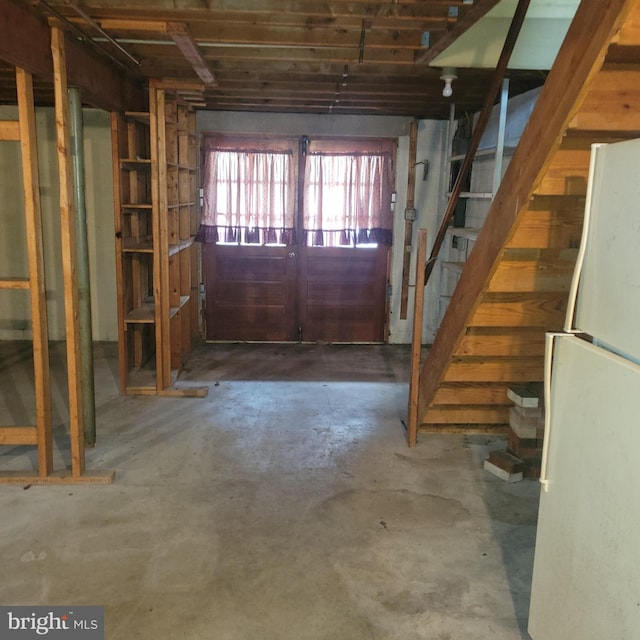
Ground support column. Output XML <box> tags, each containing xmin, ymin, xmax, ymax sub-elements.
<box><xmin>69</xmin><ymin>87</ymin><xmax>96</xmax><ymax>447</ymax></box>
<box><xmin>51</xmin><ymin>26</ymin><xmax>85</xmax><ymax>476</ymax></box>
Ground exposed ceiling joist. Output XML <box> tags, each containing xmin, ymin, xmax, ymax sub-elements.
<box><xmin>0</xmin><ymin>0</ymin><xmax>144</xmax><ymax>111</ymax></box>
<box><xmin>0</xmin><ymin>0</ymin><xmax>560</xmax><ymax>118</ymax></box>
<box><xmin>167</xmin><ymin>22</ymin><xmax>217</xmax><ymax>88</ymax></box>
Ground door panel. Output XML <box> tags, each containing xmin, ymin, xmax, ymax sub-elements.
<box><xmin>204</xmin><ymin>244</ymin><xmax>297</xmax><ymax>341</ymax></box>
<box><xmin>204</xmin><ymin>244</ymin><xmax>389</xmax><ymax>343</ymax></box>
<box><xmin>528</xmin><ymin>336</ymin><xmax>640</xmax><ymax>639</ymax></box>
<box><xmin>297</xmin><ymin>246</ymin><xmax>389</xmax><ymax>343</ymax></box>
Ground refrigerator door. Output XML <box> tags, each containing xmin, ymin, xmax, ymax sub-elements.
<box><xmin>528</xmin><ymin>335</ymin><xmax>640</xmax><ymax>640</ymax></box>
<box><xmin>566</xmin><ymin>138</ymin><xmax>640</xmax><ymax>362</ymax></box>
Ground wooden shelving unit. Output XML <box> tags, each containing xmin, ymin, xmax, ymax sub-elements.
<box><xmin>112</xmin><ymin>82</ymin><xmax>205</xmax><ymax>397</ymax></box>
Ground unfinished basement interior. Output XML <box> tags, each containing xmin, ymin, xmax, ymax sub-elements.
<box><xmin>1</xmin><ymin>1</ymin><xmax>639</xmax><ymax>638</ymax></box>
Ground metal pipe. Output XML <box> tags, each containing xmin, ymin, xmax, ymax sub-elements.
<box><xmin>36</xmin><ymin>0</ymin><xmax>133</xmax><ymax>73</ymax></box>
<box><xmin>62</xmin><ymin>0</ymin><xmax>140</xmax><ymax>66</ymax></box>
<box><xmin>68</xmin><ymin>88</ymin><xmax>96</xmax><ymax>447</ymax></box>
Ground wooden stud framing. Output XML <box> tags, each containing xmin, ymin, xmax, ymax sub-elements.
<box><xmin>51</xmin><ymin>26</ymin><xmax>85</xmax><ymax>477</ymax></box>
<box><xmin>399</xmin><ymin>119</ymin><xmax>418</xmax><ymax>320</ymax></box>
<box><xmin>16</xmin><ymin>67</ymin><xmax>53</xmax><ymax>477</ymax></box>
<box><xmin>0</xmin><ymin>64</ymin><xmax>112</xmax><ymax>483</ymax></box>
<box><xmin>407</xmin><ymin>229</ymin><xmax>427</xmax><ymax>447</ymax></box>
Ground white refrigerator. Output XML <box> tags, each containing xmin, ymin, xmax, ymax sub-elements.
<box><xmin>528</xmin><ymin>138</ymin><xmax>640</xmax><ymax>640</ymax></box>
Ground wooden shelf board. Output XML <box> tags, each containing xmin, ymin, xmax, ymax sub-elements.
<box><xmin>169</xmin><ymin>295</ymin><xmax>190</xmax><ymax>318</ymax></box>
<box><xmin>125</xmin><ymin>300</ymin><xmax>155</xmax><ymax>323</ymax></box>
<box><xmin>122</xmin><ymin>203</ymin><xmax>153</xmax><ymax>210</ymax></box>
<box><xmin>120</xmin><ymin>159</ymin><xmax>152</xmax><ymax>171</ymax></box>
<box><xmin>125</xmin><ymin>111</ymin><xmax>150</xmax><ymax>125</ymax></box>
<box><xmin>168</xmin><ymin>237</ymin><xmax>195</xmax><ymax>256</ymax></box>
<box><xmin>123</xmin><ymin>238</ymin><xmax>154</xmax><ymax>252</ymax></box>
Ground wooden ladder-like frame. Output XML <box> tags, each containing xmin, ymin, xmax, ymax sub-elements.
<box><xmin>0</xmin><ymin>61</ymin><xmax>113</xmax><ymax>484</ymax></box>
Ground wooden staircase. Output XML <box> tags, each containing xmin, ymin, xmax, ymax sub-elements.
<box><xmin>416</xmin><ymin>0</ymin><xmax>640</xmax><ymax>437</ymax></box>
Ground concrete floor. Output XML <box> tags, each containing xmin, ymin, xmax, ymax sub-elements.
<box><xmin>0</xmin><ymin>341</ymin><xmax>539</xmax><ymax>640</ymax></box>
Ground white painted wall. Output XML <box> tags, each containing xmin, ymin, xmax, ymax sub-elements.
<box><xmin>197</xmin><ymin>111</ymin><xmax>449</xmax><ymax>344</ymax></box>
<box><xmin>0</xmin><ymin>106</ymin><xmax>117</xmax><ymax>341</ymax></box>
<box><xmin>437</xmin><ymin>87</ymin><xmax>542</xmax><ymax>325</ymax></box>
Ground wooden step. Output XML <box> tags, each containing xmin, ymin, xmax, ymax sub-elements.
<box><xmin>568</xmin><ymin>69</ymin><xmax>640</xmax><ymax>133</ymax></box>
<box><xmin>487</xmin><ymin>249</ymin><xmax>578</xmax><ymax>293</ymax></box>
<box><xmin>442</xmin><ymin>357</ymin><xmax>544</xmax><ymax>383</ymax></box>
<box><xmin>422</xmin><ymin>405</ymin><xmax>511</xmax><ymax>424</ymax></box>
<box><xmin>433</xmin><ymin>383</ymin><xmax>510</xmax><ymax>405</ymax></box>
<box><xmin>471</xmin><ymin>293</ymin><xmax>568</xmax><ymax>328</ymax></box>
<box><xmin>455</xmin><ymin>328</ymin><xmax>546</xmax><ymax>357</ymax></box>
<box><xmin>508</xmin><ymin>197</ymin><xmax>584</xmax><ymax>249</ymax></box>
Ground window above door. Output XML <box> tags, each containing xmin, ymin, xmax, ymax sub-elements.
<box><xmin>197</xmin><ymin>134</ymin><xmax>396</xmax><ymax>248</ymax></box>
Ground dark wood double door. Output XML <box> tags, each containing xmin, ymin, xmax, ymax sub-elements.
<box><xmin>203</xmin><ymin>244</ymin><xmax>389</xmax><ymax>343</ymax></box>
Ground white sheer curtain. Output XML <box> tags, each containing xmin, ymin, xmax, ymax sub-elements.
<box><xmin>304</xmin><ymin>153</ymin><xmax>391</xmax><ymax>246</ymax></box>
<box><xmin>198</xmin><ymin>140</ymin><xmax>296</xmax><ymax>245</ymax></box>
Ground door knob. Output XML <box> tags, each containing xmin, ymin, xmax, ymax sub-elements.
<box><xmin>288</xmin><ymin>251</ymin><xmax>296</xmax><ymax>258</ymax></box>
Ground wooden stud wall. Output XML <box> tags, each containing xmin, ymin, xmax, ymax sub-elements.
<box><xmin>0</xmin><ymin>59</ymin><xmax>112</xmax><ymax>483</ymax></box>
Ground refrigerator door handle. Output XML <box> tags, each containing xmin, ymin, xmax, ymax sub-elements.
<box><xmin>564</xmin><ymin>143</ymin><xmax>603</xmax><ymax>333</ymax></box>
<box><xmin>540</xmin><ymin>332</ymin><xmax>564</xmax><ymax>492</ymax></box>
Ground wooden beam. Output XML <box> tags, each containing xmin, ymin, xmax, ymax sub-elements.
<box><xmin>400</xmin><ymin>119</ymin><xmax>418</xmax><ymax>320</ymax></box>
<box><xmin>407</xmin><ymin>229</ymin><xmax>427</xmax><ymax>447</ymax></box>
<box><xmin>0</xmin><ymin>470</ymin><xmax>115</xmax><ymax>485</ymax></box>
<box><xmin>149</xmin><ymin>85</ymin><xmax>171</xmax><ymax>390</ymax></box>
<box><xmin>16</xmin><ymin>67</ymin><xmax>54</xmax><ymax>477</ymax></box>
<box><xmin>0</xmin><ymin>0</ymin><xmax>52</xmax><ymax>77</ymax></box>
<box><xmin>418</xmin><ymin>0</ymin><xmax>638</xmax><ymax>418</ymax></box>
<box><xmin>0</xmin><ymin>427</ymin><xmax>38</xmax><ymax>446</ymax></box>
<box><xmin>0</xmin><ymin>0</ymin><xmax>144</xmax><ymax>111</ymax></box>
<box><xmin>168</xmin><ymin>22</ymin><xmax>218</xmax><ymax>87</ymax></box>
<box><xmin>51</xmin><ymin>27</ymin><xmax>85</xmax><ymax>477</ymax></box>
<box><xmin>0</xmin><ymin>120</ymin><xmax>20</xmax><ymax>141</ymax></box>
<box><xmin>0</xmin><ymin>278</ymin><xmax>29</xmax><ymax>289</ymax></box>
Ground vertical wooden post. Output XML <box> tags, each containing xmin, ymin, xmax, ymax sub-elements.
<box><xmin>149</xmin><ymin>83</ymin><xmax>172</xmax><ymax>389</ymax></box>
<box><xmin>16</xmin><ymin>67</ymin><xmax>53</xmax><ymax>476</ymax></box>
<box><xmin>51</xmin><ymin>27</ymin><xmax>85</xmax><ymax>476</ymax></box>
<box><xmin>400</xmin><ymin>119</ymin><xmax>418</xmax><ymax>319</ymax></box>
<box><xmin>110</xmin><ymin>112</ymin><xmax>128</xmax><ymax>395</ymax></box>
<box><xmin>407</xmin><ymin>229</ymin><xmax>428</xmax><ymax>447</ymax></box>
